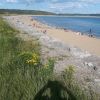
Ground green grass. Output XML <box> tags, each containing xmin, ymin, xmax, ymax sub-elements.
<box><xmin>0</xmin><ymin>17</ymin><xmax>99</xmax><ymax>100</ymax></box>
<box><xmin>0</xmin><ymin>17</ymin><xmax>55</xmax><ymax>100</ymax></box>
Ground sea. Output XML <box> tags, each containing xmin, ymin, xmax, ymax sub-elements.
<box><xmin>32</xmin><ymin>16</ymin><xmax>100</xmax><ymax>37</ymax></box>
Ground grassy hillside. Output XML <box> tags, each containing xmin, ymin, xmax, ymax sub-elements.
<box><xmin>0</xmin><ymin>17</ymin><xmax>99</xmax><ymax>100</ymax></box>
<box><xmin>0</xmin><ymin>9</ymin><xmax>55</xmax><ymax>15</ymax></box>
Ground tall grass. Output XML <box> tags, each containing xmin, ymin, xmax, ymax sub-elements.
<box><xmin>0</xmin><ymin>17</ymin><xmax>99</xmax><ymax>100</ymax></box>
<box><xmin>0</xmin><ymin>17</ymin><xmax>55</xmax><ymax>100</ymax></box>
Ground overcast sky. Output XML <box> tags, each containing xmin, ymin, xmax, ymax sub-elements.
<box><xmin>0</xmin><ymin>0</ymin><xmax>100</xmax><ymax>14</ymax></box>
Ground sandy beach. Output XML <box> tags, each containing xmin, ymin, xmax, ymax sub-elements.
<box><xmin>4</xmin><ymin>15</ymin><xmax>100</xmax><ymax>94</ymax></box>
<box><xmin>16</xmin><ymin>15</ymin><xmax>100</xmax><ymax>57</ymax></box>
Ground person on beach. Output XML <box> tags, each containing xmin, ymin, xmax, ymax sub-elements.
<box><xmin>31</xmin><ymin>19</ymin><xmax>33</xmax><ymax>21</ymax></box>
<box><xmin>89</xmin><ymin>28</ymin><xmax>94</xmax><ymax>37</ymax></box>
<box><xmin>89</xmin><ymin>28</ymin><xmax>92</xmax><ymax>33</ymax></box>
<box><xmin>43</xmin><ymin>30</ymin><xmax>47</xmax><ymax>34</ymax></box>
<box><xmin>63</xmin><ymin>28</ymin><xmax>68</xmax><ymax>32</ymax></box>
<box><xmin>33</xmin><ymin>23</ymin><xmax>35</xmax><ymax>27</ymax></box>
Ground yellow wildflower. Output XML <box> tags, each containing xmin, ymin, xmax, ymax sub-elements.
<box><xmin>26</xmin><ymin>53</ymin><xmax>40</xmax><ymax>65</ymax></box>
<box><xmin>44</xmin><ymin>64</ymin><xmax>49</xmax><ymax>68</ymax></box>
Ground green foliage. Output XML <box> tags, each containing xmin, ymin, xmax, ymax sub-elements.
<box><xmin>0</xmin><ymin>17</ymin><xmax>55</xmax><ymax>99</ymax></box>
<box><xmin>0</xmin><ymin>17</ymin><xmax>99</xmax><ymax>100</ymax></box>
<box><xmin>62</xmin><ymin>65</ymin><xmax>75</xmax><ymax>87</ymax></box>
<box><xmin>0</xmin><ymin>9</ymin><xmax>55</xmax><ymax>15</ymax></box>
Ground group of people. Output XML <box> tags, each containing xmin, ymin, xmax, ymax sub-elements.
<box><xmin>31</xmin><ymin>18</ymin><xmax>95</xmax><ymax>38</ymax></box>
<box><xmin>32</xmin><ymin>19</ymin><xmax>47</xmax><ymax>34</ymax></box>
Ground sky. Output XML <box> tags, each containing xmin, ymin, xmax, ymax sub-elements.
<box><xmin>0</xmin><ymin>0</ymin><xmax>100</xmax><ymax>14</ymax></box>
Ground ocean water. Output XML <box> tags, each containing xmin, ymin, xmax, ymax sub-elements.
<box><xmin>32</xmin><ymin>16</ymin><xmax>100</xmax><ymax>37</ymax></box>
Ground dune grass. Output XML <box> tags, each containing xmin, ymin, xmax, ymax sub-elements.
<box><xmin>0</xmin><ymin>17</ymin><xmax>56</xmax><ymax>100</ymax></box>
<box><xmin>0</xmin><ymin>17</ymin><xmax>99</xmax><ymax>100</ymax></box>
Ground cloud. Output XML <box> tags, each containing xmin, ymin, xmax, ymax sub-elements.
<box><xmin>2</xmin><ymin>0</ymin><xmax>100</xmax><ymax>5</ymax></box>
<box><xmin>0</xmin><ymin>0</ymin><xmax>100</xmax><ymax>13</ymax></box>
<box><xmin>49</xmin><ymin>1</ymin><xmax>88</xmax><ymax>12</ymax></box>
<box><xmin>0</xmin><ymin>0</ymin><xmax>100</xmax><ymax>4</ymax></box>
<box><xmin>19</xmin><ymin>0</ymin><xmax>100</xmax><ymax>8</ymax></box>
<box><xmin>50</xmin><ymin>2</ymin><xmax>85</xmax><ymax>9</ymax></box>
<box><xmin>79</xmin><ymin>0</ymin><xmax>100</xmax><ymax>4</ymax></box>
<box><xmin>6</xmin><ymin>0</ymin><xmax>17</xmax><ymax>3</ymax></box>
<box><xmin>49</xmin><ymin>0</ymin><xmax>100</xmax><ymax>13</ymax></box>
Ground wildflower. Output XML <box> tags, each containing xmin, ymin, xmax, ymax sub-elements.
<box><xmin>44</xmin><ymin>64</ymin><xmax>49</xmax><ymax>68</ymax></box>
<box><xmin>26</xmin><ymin>53</ymin><xmax>40</xmax><ymax>66</ymax></box>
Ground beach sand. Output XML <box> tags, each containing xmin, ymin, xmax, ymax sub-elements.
<box><xmin>8</xmin><ymin>15</ymin><xmax>100</xmax><ymax>56</ymax></box>
<box><xmin>5</xmin><ymin>15</ymin><xmax>100</xmax><ymax>94</ymax></box>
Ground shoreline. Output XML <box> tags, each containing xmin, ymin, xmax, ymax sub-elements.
<box><xmin>2</xmin><ymin>15</ymin><xmax>100</xmax><ymax>98</ymax></box>
<box><xmin>30</xmin><ymin>16</ymin><xmax>100</xmax><ymax>56</ymax></box>
<box><xmin>5</xmin><ymin>15</ymin><xmax>100</xmax><ymax>57</ymax></box>
<box><xmin>4</xmin><ymin>15</ymin><xmax>100</xmax><ymax>95</ymax></box>
<box><xmin>31</xmin><ymin>15</ymin><xmax>100</xmax><ymax>18</ymax></box>
<box><xmin>33</xmin><ymin>16</ymin><xmax>99</xmax><ymax>39</ymax></box>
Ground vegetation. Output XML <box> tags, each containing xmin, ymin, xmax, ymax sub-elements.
<box><xmin>0</xmin><ymin>9</ymin><xmax>55</xmax><ymax>15</ymax></box>
<box><xmin>0</xmin><ymin>17</ymin><xmax>99</xmax><ymax>100</ymax></box>
<box><xmin>1</xmin><ymin>9</ymin><xmax>100</xmax><ymax>16</ymax></box>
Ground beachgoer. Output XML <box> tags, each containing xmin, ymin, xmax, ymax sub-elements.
<box><xmin>43</xmin><ymin>30</ymin><xmax>47</xmax><ymax>34</ymax></box>
<box><xmin>68</xmin><ymin>48</ymin><xmax>70</xmax><ymax>52</ymax></box>
<box><xmin>90</xmin><ymin>28</ymin><xmax>92</xmax><ymax>33</ymax></box>
<box><xmin>93</xmin><ymin>66</ymin><xmax>97</xmax><ymax>71</ymax></box>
